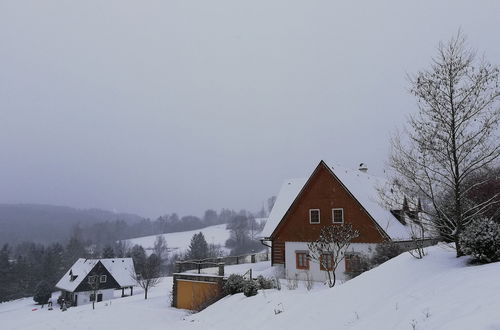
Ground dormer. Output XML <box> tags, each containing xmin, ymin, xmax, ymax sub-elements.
<box><xmin>69</xmin><ymin>269</ymin><xmax>78</xmax><ymax>282</ymax></box>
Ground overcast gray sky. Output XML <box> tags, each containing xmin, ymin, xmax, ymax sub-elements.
<box><xmin>1</xmin><ymin>1</ymin><xmax>499</xmax><ymax>218</ymax></box>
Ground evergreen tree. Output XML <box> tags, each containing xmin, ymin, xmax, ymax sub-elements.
<box><xmin>0</xmin><ymin>244</ymin><xmax>12</xmax><ymax>302</ymax></box>
<box><xmin>42</xmin><ymin>243</ymin><xmax>65</xmax><ymax>286</ymax></box>
<box><xmin>33</xmin><ymin>280</ymin><xmax>52</xmax><ymax>305</ymax></box>
<box><xmin>102</xmin><ymin>245</ymin><xmax>115</xmax><ymax>258</ymax></box>
<box><xmin>186</xmin><ymin>232</ymin><xmax>209</xmax><ymax>260</ymax></box>
<box><xmin>128</xmin><ymin>245</ymin><xmax>147</xmax><ymax>275</ymax></box>
<box><xmin>64</xmin><ymin>235</ymin><xmax>86</xmax><ymax>267</ymax></box>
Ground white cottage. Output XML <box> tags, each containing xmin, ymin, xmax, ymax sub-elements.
<box><xmin>55</xmin><ymin>258</ymin><xmax>136</xmax><ymax>306</ymax></box>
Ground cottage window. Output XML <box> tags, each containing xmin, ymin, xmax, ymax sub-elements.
<box><xmin>345</xmin><ymin>254</ymin><xmax>361</xmax><ymax>273</ymax></box>
<box><xmin>332</xmin><ymin>208</ymin><xmax>344</xmax><ymax>223</ymax></box>
<box><xmin>320</xmin><ymin>253</ymin><xmax>334</xmax><ymax>271</ymax></box>
<box><xmin>296</xmin><ymin>252</ymin><xmax>309</xmax><ymax>270</ymax></box>
<box><xmin>100</xmin><ymin>275</ymin><xmax>107</xmax><ymax>283</ymax></box>
<box><xmin>309</xmin><ymin>209</ymin><xmax>320</xmax><ymax>224</ymax></box>
<box><xmin>88</xmin><ymin>275</ymin><xmax>97</xmax><ymax>284</ymax></box>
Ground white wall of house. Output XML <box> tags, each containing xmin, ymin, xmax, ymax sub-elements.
<box><xmin>73</xmin><ymin>288</ymin><xmax>115</xmax><ymax>306</ymax></box>
<box><xmin>284</xmin><ymin>242</ymin><xmax>379</xmax><ymax>283</ymax></box>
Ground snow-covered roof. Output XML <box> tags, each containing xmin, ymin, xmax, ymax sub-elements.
<box><xmin>55</xmin><ymin>258</ymin><xmax>136</xmax><ymax>292</ymax></box>
<box><xmin>260</xmin><ymin>161</ymin><xmax>415</xmax><ymax>241</ymax></box>
<box><xmin>260</xmin><ymin>177</ymin><xmax>308</xmax><ymax>238</ymax></box>
<box><xmin>327</xmin><ymin>163</ymin><xmax>412</xmax><ymax>240</ymax></box>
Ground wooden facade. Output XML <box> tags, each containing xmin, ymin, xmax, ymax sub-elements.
<box><xmin>270</xmin><ymin>161</ymin><xmax>388</xmax><ymax>265</ymax></box>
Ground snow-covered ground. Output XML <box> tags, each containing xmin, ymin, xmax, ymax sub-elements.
<box><xmin>2</xmin><ymin>245</ymin><xmax>499</xmax><ymax>330</ymax></box>
<box><xmin>125</xmin><ymin>224</ymin><xmax>232</xmax><ymax>255</ymax></box>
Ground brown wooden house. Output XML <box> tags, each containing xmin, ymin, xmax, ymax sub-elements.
<box><xmin>260</xmin><ymin>160</ymin><xmax>435</xmax><ymax>282</ymax></box>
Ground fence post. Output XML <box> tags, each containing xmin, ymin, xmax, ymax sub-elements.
<box><xmin>175</xmin><ymin>262</ymin><xmax>181</xmax><ymax>273</ymax></box>
<box><xmin>218</xmin><ymin>263</ymin><xmax>224</xmax><ymax>277</ymax></box>
<box><xmin>236</xmin><ymin>256</ymin><xmax>239</xmax><ymax>265</ymax></box>
<box><xmin>197</xmin><ymin>262</ymin><xmax>201</xmax><ymax>274</ymax></box>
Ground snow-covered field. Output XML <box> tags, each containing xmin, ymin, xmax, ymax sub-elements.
<box><xmin>125</xmin><ymin>224</ymin><xmax>232</xmax><ymax>255</ymax></box>
<box><xmin>2</xmin><ymin>245</ymin><xmax>499</xmax><ymax>330</ymax></box>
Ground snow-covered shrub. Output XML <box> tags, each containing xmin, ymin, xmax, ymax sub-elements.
<box><xmin>33</xmin><ymin>281</ymin><xmax>52</xmax><ymax>305</ymax></box>
<box><xmin>285</xmin><ymin>274</ymin><xmax>298</xmax><ymax>290</ymax></box>
<box><xmin>273</xmin><ymin>276</ymin><xmax>281</xmax><ymax>291</ymax></box>
<box><xmin>256</xmin><ymin>275</ymin><xmax>274</xmax><ymax>290</ymax></box>
<box><xmin>224</xmin><ymin>274</ymin><xmax>246</xmax><ymax>295</ymax></box>
<box><xmin>304</xmin><ymin>271</ymin><xmax>314</xmax><ymax>291</ymax></box>
<box><xmin>243</xmin><ymin>280</ymin><xmax>259</xmax><ymax>297</ymax></box>
<box><xmin>459</xmin><ymin>218</ymin><xmax>500</xmax><ymax>263</ymax></box>
<box><xmin>370</xmin><ymin>242</ymin><xmax>404</xmax><ymax>266</ymax></box>
<box><xmin>344</xmin><ymin>254</ymin><xmax>371</xmax><ymax>280</ymax></box>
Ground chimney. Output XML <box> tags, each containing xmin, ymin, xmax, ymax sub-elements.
<box><xmin>358</xmin><ymin>163</ymin><xmax>368</xmax><ymax>173</ymax></box>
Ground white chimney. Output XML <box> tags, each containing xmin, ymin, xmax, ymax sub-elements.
<box><xmin>358</xmin><ymin>163</ymin><xmax>368</xmax><ymax>173</ymax></box>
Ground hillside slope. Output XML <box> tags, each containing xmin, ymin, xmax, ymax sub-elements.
<box><xmin>0</xmin><ymin>204</ymin><xmax>144</xmax><ymax>244</ymax></box>
<box><xmin>125</xmin><ymin>224</ymin><xmax>232</xmax><ymax>255</ymax></box>
<box><xmin>190</xmin><ymin>244</ymin><xmax>499</xmax><ymax>330</ymax></box>
<box><xmin>1</xmin><ymin>245</ymin><xmax>498</xmax><ymax>330</ymax></box>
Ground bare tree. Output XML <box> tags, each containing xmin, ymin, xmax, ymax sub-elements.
<box><xmin>88</xmin><ymin>273</ymin><xmax>102</xmax><ymax>310</ymax></box>
<box><xmin>390</xmin><ymin>31</ymin><xmax>500</xmax><ymax>256</ymax></box>
<box><xmin>132</xmin><ymin>254</ymin><xmax>162</xmax><ymax>299</ymax></box>
<box><xmin>153</xmin><ymin>235</ymin><xmax>168</xmax><ymax>274</ymax></box>
<box><xmin>307</xmin><ymin>224</ymin><xmax>359</xmax><ymax>287</ymax></box>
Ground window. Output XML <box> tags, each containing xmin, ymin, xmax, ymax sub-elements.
<box><xmin>296</xmin><ymin>252</ymin><xmax>309</xmax><ymax>270</ymax></box>
<box><xmin>345</xmin><ymin>254</ymin><xmax>361</xmax><ymax>273</ymax></box>
<box><xmin>100</xmin><ymin>275</ymin><xmax>107</xmax><ymax>283</ymax></box>
<box><xmin>88</xmin><ymin>275</ymin><xmax>97</xmax><ymax>284</ymax></box>
<box><xmin>309</xmin><ymin>209</ymin><xmax>320</xmax><ymax>224</ymax></box>
<box><xmin>320</xmin><ymin>253</ymin><xmax>334</xmax><ymax>271</ymax></box>
<box><xmin>332</xmin><ymin>208</ymin><xmax>344</xmax><ymax>223</ymax></box>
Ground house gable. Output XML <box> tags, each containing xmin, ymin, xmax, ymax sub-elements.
<box><xmin>271</xmin><ymin>161</ymin><xmax>389</xmax><ymax>244</ymax></box>
<box><xmin>74</xmin><ymin>261</ymin><xmax>122</xmax><ymax>292</ymax></box>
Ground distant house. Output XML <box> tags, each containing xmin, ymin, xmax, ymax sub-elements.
<box><xmin>260</xmin><ymin>160</ymin><xmax>435</xmax><ymax>282</ymax></box>
<box><xmin>55</xmin><ymin>258</ymin><xmax>136</xmax><ymax>306</ymax></box>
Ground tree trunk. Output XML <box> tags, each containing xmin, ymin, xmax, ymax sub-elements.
<box><xmin>144</xmin><ymin>288</ymin><xmax>148</xmax><ymax>300</ymax></box>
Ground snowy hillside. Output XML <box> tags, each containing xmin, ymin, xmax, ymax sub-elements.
<box><xmin>190</xmin><ymin>244</ymin><xmax>500</xmax><ymax>330</ymax></box>
<box><xmin>124</xmin><ymin>224</ymin><xmax>232</xmax><ymax>255</ymax></box>
<box><xmin>2</xmin><ymin>245</ymin><xmax>499</xmax><ymax>330</ymax></box>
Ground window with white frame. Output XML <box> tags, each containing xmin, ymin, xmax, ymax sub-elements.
<box><xmin>332</xmin><ymin>208</ymin><xmax>344</xmax><ymax>223</ymax></box>
<box><xmin>309</xmin><ymin>209</ymin><xmax>320</xmax><ymax>224</ymax></box>
<box><xmin>100</xmin><ymin>275</ymin><xmax>107</xmax><ymax>283</ymax></box>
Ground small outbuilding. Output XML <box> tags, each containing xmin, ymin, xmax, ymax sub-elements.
<box><xmin>55</xmin><ymin>258</ymin><xmax>136</xmax><ymax>306</ymax></box>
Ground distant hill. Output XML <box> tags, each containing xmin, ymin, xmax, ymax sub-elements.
<box><xmin>0</xmin><ymin>204</ymin><xmax>144</xmax><ymax>245</ymax></box>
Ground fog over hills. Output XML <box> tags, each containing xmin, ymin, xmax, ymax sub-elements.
<box><xmin>0</xmin><ymin>204</ymin><xmax>144</xmax><ymax>245</ymax></box>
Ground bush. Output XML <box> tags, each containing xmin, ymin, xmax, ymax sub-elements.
<box><xmin>459</xmin><ymin>219</ymin><xmax>500</xmax><ymax>263</ymax></box>
<box><xmin>255</xmin><ymin>275</ymin><xmax>274</xmax><ymax>290</ymax></box>
<box><xmin>224</xmin><ymin>274</ymin><xmax>245</xmax><ymax>295</ymax></box>
<box><xmin>33</xmin><ymin>281</ymin><xmax>52</xmax><ymax>305</ymax></box>
<box><xmin>344</xmin><ymin>254</ymin><xmax>371</xmax><ymax>280</ymax></box>
<box><xmin>243</xmin><ymin>280</ymin><xmax>259</xmax><ymax>297</ymax></box>
<box><xmin>370</xmin><ymin>242</ymin><xmax>404</xmax><ymax>266</ymax></box>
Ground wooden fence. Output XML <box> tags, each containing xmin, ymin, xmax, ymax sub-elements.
<box><xmin>174</xmin><ymin>250</ymin><xmax>269</xmax><ymax>275</ymax></box>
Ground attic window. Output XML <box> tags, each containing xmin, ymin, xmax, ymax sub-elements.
<box><xmin>88</xmin><ymin>275</ymin><xmax>98</xmax><ymax>284</ymax></box>
<box><xmin>332</xmin><ymin>208</ymin><xmax>344</xmax><ymax>224</ymax></box>
<box><xmin>309</xmin><ymin>209</ymin><xmax>320</xmax><ymax>224</ymax></box>
<box><xmin>100</xmin><ymin>275</ymin><xmax>107</xmax><ymax>283</ymax></box>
